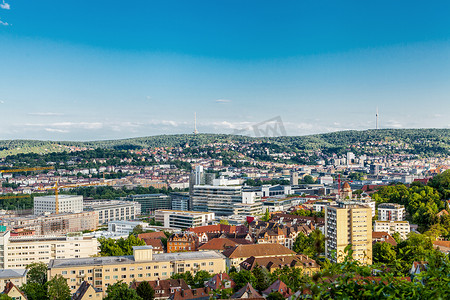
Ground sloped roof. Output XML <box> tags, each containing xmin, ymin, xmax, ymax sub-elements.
<box><xmin>262</xmin><ymin>280</ymin><xmax>292</xmax><ymax>297</ymax></box>
<box><xmin>222</xmin><ymin>243</ymin><xmax>295</xmax><ymax>259</ymax></box>
<box><xmin>138</xmin><ymin>231</ymin><xmax>166</xmax><ymax>240</ymax></box>
<box><xmin>231</xmin><ymin>283</ymin><xmax>262</xmax><ymax>299</ymax></box>
<box><xmin>198</xmin><ymin>238</ymin><xmax>241</xmax><ymax>251</ymax></box>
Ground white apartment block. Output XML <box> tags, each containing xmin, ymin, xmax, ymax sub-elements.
<box><xmin>373</xmin><ymin>220</ymin><xmax>410</xmax><ymax>240</ymax></box>
<box><xmin>34</xmin><ymin>195</ymin><xmax>83</xmax><ymax>215</ymax></box>
<box><xmin>191</xmin><ymin>185</ymin><xmax>243</xmax><ymax>216</ymax></box>
<box><xmin>377</xmin><ymin>203</ymin><xmax>405</xmax><ymax>221</ymax></box>
<box><xmin>0</xmin><ymin>231</ymin><xmax>98</xmax><ymax>269</ymax></box>
<box><xmin>155</xmin><ymin>210</ymin><xmax>215</xmax><ymax>229</ymax></box>
<box><xmin>84</xmin><ymin>200</ymin><xmax>141</xmax><ymax>224</ymax></box>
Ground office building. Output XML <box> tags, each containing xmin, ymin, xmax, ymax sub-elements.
<box><xmin>84</xmin><ymin>200</ymin><xmax>141</xmax><ymax>224</ymax></box>
<box><xmin>374</xmin><ymin>220</ymin><xmax>410</xmax><ymax>240</ymax></box>
<box><xmin>0</xmin><ymin>231</ymin><xmax>98</xmax><ymax>269</ymax></box>
<box><xmin>34</xmin><ymin>195</ymin><xmax>83</xmax><ymax>215</ymax></box>
<box><xmin>48</xmin><ymin>246</ymin><xmax>226</xmax><ymax>293</ymax></box>
<box><xmin>378</xmin><ymin>203</ymin><xmax>405</xmax><ymax>221</ymax></box>
<box><xmin>125</xmin><ymin>194</ymin><xmax>171</xmax><ymax>214</ymax></box>
<box><xmin>325</xmin><ymin>202</ymin><xmax>372</xmax><ymax>264</ymax></box>
<box><xmin>191</xmin><ymin>185</ymin><xmax>242</xmax><ymax>216</ymax></box>
<box><xmin>107</xmin><ymin>220</ymin><xmax>147</xmax><ymax>235</ymax></box>
<box><xmin>170</xmin><ymin>192</ymin><xmax>190</xmax><ymax>211</ymax></box>
<box><xmin>154</xmin><ymin>209</ymin><xmax>215</xmax><ymax>229</ymax></box>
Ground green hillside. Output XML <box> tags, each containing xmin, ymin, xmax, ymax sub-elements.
<box><xmin>0</xmin><ymin>128</ymin><xmax>449</xmax><ymax>157</ymax></box>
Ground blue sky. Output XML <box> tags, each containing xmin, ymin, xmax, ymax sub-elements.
<box><xmin>0</xmin><ymin>1</ymin><xmax>449</xmax><ymax>140</ymax></box>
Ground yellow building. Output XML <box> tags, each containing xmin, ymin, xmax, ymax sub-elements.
<box><xmin>325</xmin><ymin>202</ymin><xmax>372</xmax><ymax>264</ymax></box>
<box><xmin>48</xmin><ymin>246</ymin><xmax>226</xmax><ymax>294</ymax></box>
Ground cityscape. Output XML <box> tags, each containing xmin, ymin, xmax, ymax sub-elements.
<box><xmin>1</xmin><ymin>1</ymin><xmax>450</xmax><ymax>300</ymax></box>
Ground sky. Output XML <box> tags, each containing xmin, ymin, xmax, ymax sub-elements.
<box><xmin>0</xmin><ymin>1</ymin><xmax>449</xmax><ymax>141</ymax></box>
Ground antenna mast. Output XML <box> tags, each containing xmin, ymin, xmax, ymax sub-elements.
<box><xmin>376</xmin><ymin>107</ymin><xmax>379</xmax><ymax>130</ymax></box>
<box><xmin>194</xmin><ymin>112</ymin><xmax>198</xmax><ymax>134</ymax></box>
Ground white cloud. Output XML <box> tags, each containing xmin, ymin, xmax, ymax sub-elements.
<box><xmin>0</xmin><ymin>20</ymin><xmax>9</xmax><ymax>26</ymax></box>
<box><xmin>215</xmin><ymin>99</ymin><xmax>232</xmax><ymax>104</ymax></box>
<box><xmin>45</xmin><ymin>128</ymin><xmax>69</xmax><ymax>133</ymax></box>
<box><xmin>0</xmin><ymin>1</ymin><xmax>10</xmax><ymax>10</ymax></box>
<box><xmin>146</xmin><ymin>96</ymin><xmax>152</xmax><ymax>100</ymax></box>
<box><xmin>0</xmin><ymin>100</ymin><xmax>4</xmax><ymax>104</ymax></box>
<box><xmin>28</xmin><ymin>112</ymin><xmax>64</xmax><ymax>116</ymax></box>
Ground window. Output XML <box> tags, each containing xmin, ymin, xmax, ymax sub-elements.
<box><xmin>113</xmin><ymin>268</ymin><xmax>118</xmax><ymax>272</ymax></box>
<box><xmin>209</xmin><ymin>262</ymin><xmax>214</xmax><ymax>266</ymax></box>
<box><xmin>121</xmin><ymin>275</ymin><xmax>126</xmax><ymax>279</ymax></box>
<box><xmin>121</xmin><ymin>268</ymin><xmax>126</xmax><ymax>271</ymax></box>
<box><xmin>113</xmin><ymin>276</ymin><xmax>118</xmax><ymax>279</ymax></box>
<box><xmin>154</xmin><ymin>273</ymin><xmax>159</xmax><ymax>276</ymax></box>
<box><xmin>105</xmin><ymin>276</ymin><xmax>110</xmax><ymax>280</ymax></box>
<box><xmin>138</xmin><ymin>274</ymin><xmax>143</xmax><ymax>278</ymax></box>
<box><xmin>62</xmin><ymin>271</ymin><xmax>67</xmax><ymax>275</ymax></box>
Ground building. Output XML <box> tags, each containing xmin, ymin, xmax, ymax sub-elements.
<box><xmin>107</xmin><ymin>220</ymin><xmax>147</xmax><ymax>235</ymax></box>
<box><xmin>72</xmin><ymin>281</ymin><xmax>103</xmax><ymax>300</ymax></box>
<box><xmin>48</xmin><ymin>246</ymin><xmax>227</xmax><ymax>293</ymax></box>
<box><xmin>222</xmin><ymin>243</ymin><xmax>295</xmax><ymax>269</ymax></box>
<box><xmin>1</xmin><ymin>211</ymin><xmax>99</xmax><ymax>235</ymax></box>
<box><xmin>125</xmin><ymin>194</ymin><xmax>171</xmax><ymax>215</ymax></box>
<box><xmin>84</xmin><ymin>200</ymin><xmax>141</xmax><ymax>224</ymax></box>
<box><xmin>167</xmin><ymin>233</ymin><xmax>197</xmax><ymax>253</ymax></box>
<box><xmin>1</xmin><ymin>282</ymin><xmax>28</xmax><ymax>300</ymax></box>
<box><xmin>290</xmin><ymin>171</ymin><xmax>299</xmax><ymax>186</ymax></box>
<box><xmin>170</xmin><ymin>192</ymin><xmax>190</xmax><ymax>211</ymax></box>
<box><xmin>325</xmin><ymin>202</ymin><xmax>372</xmax><ymax>264</ymax></box>
<box><xmin>191</xmin><ymin>185</ymin><xmax>243</xmax><ymax>216</ymax></box>
<box><xmin>34</xmin><ymin>195</ymin><xmax>83</xmax><ymax>215</ymax></box>
<box><xmin>130</xmin><ymin>279</ymin><xmax>190</xmax><ymax>300</ymax></box>
<box><xmin>373</xmin><ymin>220</ymin><xmax>410</xmax><ymax>240</ymax></box>
<box><xmin>0</xmin><ymin>231</ymin><xmax>98</xmax><ymax>269</ymax></box>
<box><xmin>377</xmin><ymin>203</ymin><xmax>405</xmax><ymax>221</ymax></box>
<box><xmin>0</xmin><ymin>269</ymin><xmax>27</xmax><ymax>291</ymax></box>
<box><xmin>154</xmin><ymin>210</ymin><xmax>215</xmax><ymax>229</ymax></box>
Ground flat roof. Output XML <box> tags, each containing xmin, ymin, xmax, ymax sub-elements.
<box><xmin>48</xmin><ymin>250</ymin><xmax>225</xmax><ymax>269</ymax></box>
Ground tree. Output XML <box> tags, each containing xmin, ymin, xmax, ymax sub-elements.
<box><xmin>303</xmin><ymin>175</ymin><xmax>315</xmax><ymax>184</ymax></box>
<box><xmin>262</xmin><ymin>208</ymin><xmax>271</xmax><ymax>222</ymax></box>
<box><xmin>171</xmin><ymin>272</ymin><xmax>194</xmax><ymax>286</ymax></box>
<box><xmin>267</xmin><ymin>292</ymin><xmax>285</xmax><ymax>300</ymax></box>
<box><xmin>219</xmin><ymin>219</ymin><xmax>230</xmax><ymax>225</ymax></box>
<box><xmin>373</xmin><ymin>242</ymin><xmax>396</xmax><ymax>264</ymax></box>
<box><xmin>47</xmin><ymin>275</ymin><xmax>71</xmax><ymax>300</ymax></box>
<box><xmin>136</xmin><ymin>281</ymin><xmax>155</xmax><ymax>300</ymax></box>
<box><xmin>104</xmin><ymin>282</ymin><xmax>143</xmax><ymax>300</ymax></box>
<box><xmin>230</xmin><ymin>269</ymin><xmax>256</xmax><ymax>291</ymax></box>
<box><xmin>26</xmin><ymin>262</ymin><xmax>48</xmax><ymax>285</ymax></box>
<box><xmin>252</xmin><ymin>267</ymin><xmax>270</xmax><ymax>292</ymax></box>
<box><xmin>193</xmin><ymin>270</ymin><xmax>211</xmax><ymax>288</ymax></box>
<box><xmin>99</xmin><ymin>235</ymin><xmax>146</xmax><ymax>256</ymax></box>
<box><xmin>131</xmin><ymin>225</ymin><xmax>145</xmax><ymax>236</ymax></box>
<box><xmin>21</xmin><ymin>282</ymin><xmax>49</xmax><ymax>300</ymax></box>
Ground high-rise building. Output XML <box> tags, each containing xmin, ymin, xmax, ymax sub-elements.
<box><xmin>290</xmin><ymin>171</ymin><xmax>299</xmax><ymax>185</ymax></box>
<box><xmin>325</xmin><ymin>202</ymin><xmax>372</xmax><ymax>264</ymax></box>
<box><xmin>34</xmin><ymin>195</ymin><xmax>83</xmax><ymax>215</ymax></box>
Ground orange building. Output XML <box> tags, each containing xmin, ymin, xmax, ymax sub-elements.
<box><xmin>167</xmin><ymin>233</ymin><xmax>197</xmax><ymax>253</ymax></box>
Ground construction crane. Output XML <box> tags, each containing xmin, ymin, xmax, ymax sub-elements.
<box><xmin>0</xmin><ymin>166</ymin><xmax>54</xmax><ymax>174</ymax></box>
<box><xmin>0</xmin><ymin>194</ymin><xmax>31</xmax><ymax>200</ymax></box>
<box><xmin>39</xmin><ymin>180</ymin><xmax>110</xmax><ymax>214</ymax></box>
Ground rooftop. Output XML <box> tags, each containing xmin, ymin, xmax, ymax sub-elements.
<box><xmin>48</xmin><ymin>250</ymin><xmax>225</xmax><ymax>269</ymax></box>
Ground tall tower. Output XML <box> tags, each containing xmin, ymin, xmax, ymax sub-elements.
<box><xmin>376</xmin><ymin>107</ymin><xmax>379</xmax><ymax>130</ymax></box>
<box><xmin>194</xmin><ymin>112</ymin><xmax>198</xmax><ymax>135</ymax></box>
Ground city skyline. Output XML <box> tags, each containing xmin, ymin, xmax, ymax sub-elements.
<box><xmin>1</xmin><ymin>1</ymin><xmax>449</xmax><ymax>140</ymax></box>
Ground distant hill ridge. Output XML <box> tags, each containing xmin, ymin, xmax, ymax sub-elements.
<box><xmin>0</xmin><ymin>128</ymin><xmax>450</xmax><ymax>157</ymax></box>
